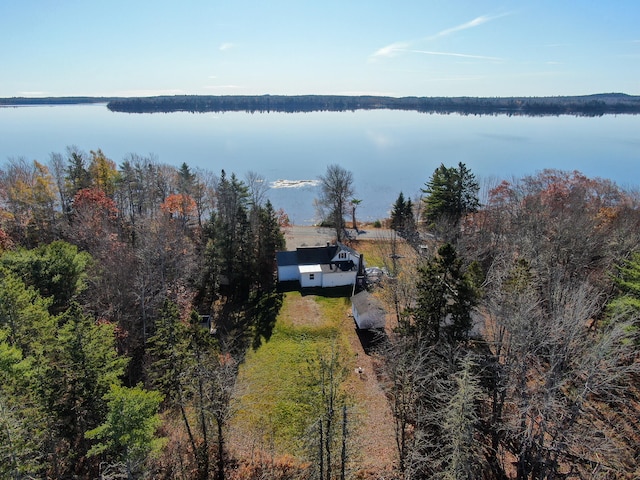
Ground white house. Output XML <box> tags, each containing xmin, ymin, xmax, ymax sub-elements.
<box><xmin>276</xmin><ymin>243</ymin><xmax>363</xmax><ymax>288</ymax></box>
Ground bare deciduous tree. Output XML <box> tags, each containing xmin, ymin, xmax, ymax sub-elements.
<box><xmin>317</xmin><ymin>165</ymin><xmax>354</xmax><ymax>242</ymax></box>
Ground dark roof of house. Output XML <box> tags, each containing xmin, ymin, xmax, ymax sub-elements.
<box><xmin>276</xmin><ymin>251</ymin><xmax>299</xmax><ymax>267</ymax></box>
<box><xmin>296</xmin><ymin>245</ymin><xmax>338</xmax><ymax>265</ymax></box>
<box><xmin>277</xmin><ymin>243</ymin><xmax>360</xmax><ymax>268</ymax></box>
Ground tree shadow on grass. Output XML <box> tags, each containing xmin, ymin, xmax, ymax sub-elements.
<box><xmin>355</xmin><ymin>327</ymin><xmax>388</xmax><ymax>355</ymax></box>
<box><xmin>299</xmin><ymin>286</ymin><xmax>353</xmax><ymax>298</ymax></box>
<box><xmin>249</xmin><ymin>291</ymin><xmax>284</xmax><ymax>351</ymax></box>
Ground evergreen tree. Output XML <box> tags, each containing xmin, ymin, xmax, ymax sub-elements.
<box><xmin>147</xmin><ymin>301</ymin><xmax>207</xmax><ymax>478</ymax></box>
<box><xmin>1</xmin><ymin>240</ymin><xmax>91</xmax><ymax>315</ymax></box>
<box><xmin>35</xmin><ymin>305</ymin><xmax>127</xmax><ymax>460</ymax></box>
<box><xmin>255</xmin><ymin>200</ymin><xmax>285</xmax><ymax>290</ymax></box>
<box><xmin>391</xmin><ymin>192</ymin><xmax>419</xmax><ymax>244</ymax></box>
<box><xmin>441</xmin><ymin>355</ymin><xmax>484</xmax><ymax>480</ymax></box>
<box><xmin>0</xmin><ymin>332</ymin><xmax>45</xmax><ymax>479</ymax></box>
<box><xmin>0</xmin><ymin>265</ymin><xmax>56</xmax><ymax>356</ymax></box>
<box><xmin>390</xmin><ymin>192</ymin><xmax>407</xmax><ymax>232</ymax></box>
<box><xmin>86</xmin><ymin>384</ymin><xmax>165</xmax><ymax>479</ymax></box>
<box><xmin>177</xmin><ymin>162</ymin><xmax>196</xmax><ymax>196</ymax></box>
<box><xmin>65</xmin><ymin>147</ymin><xmax>92</xmax><ymax>200</ymax></box>
<box><xmin>410</xmin><ymin>243</ymin><xmax>477</xmax><ymax>343</ymax></box>
<box><xmin>146</xmin><ymin>300</ymin><xmax>189</xmax><ymax>403</ymax></box>
<box><xmin>608</xmin><ymin>251</ymin><xmax>640</xmax><ymax>338</ymax></box>
<box><xmin>422</xmin><ymin>162</ymin><xmax>479</xmax><ymax>230</ymax></box>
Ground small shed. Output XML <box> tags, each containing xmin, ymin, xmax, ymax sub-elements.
<box><xmin>351</xmin><ymin>291</ymin><xmax>386</xmax><ymax>330</ymax></box>
<box><xmin>299</xmin><ymin>264</ymin><xmax>323</xmax><ymax>288</ymax></box>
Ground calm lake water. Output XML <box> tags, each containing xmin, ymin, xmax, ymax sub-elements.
<box><xmin>1</xmin><ymin>104</ymin><xmax>639</xmax><ymax>225</ymax></box>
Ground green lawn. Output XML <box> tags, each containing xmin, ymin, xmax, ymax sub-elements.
<box><xmin>233</xmin><ymin>291</ymin><xmax>353</xmax><ymax>456</ymax></box>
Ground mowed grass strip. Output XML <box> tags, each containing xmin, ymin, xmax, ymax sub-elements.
<box><xmin>233</xmin><ymin>291</ymin><xmax>353</xmax><ymax>456</ymax></box>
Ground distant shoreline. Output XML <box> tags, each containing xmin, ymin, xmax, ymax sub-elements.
<box><xmin>2</xmin><ymin>93</ymin><xmax>640</xmax><ymax>116</ymax></box>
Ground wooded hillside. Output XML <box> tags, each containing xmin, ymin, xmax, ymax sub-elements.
<box><xmin>105</xmin><ymin>93</ymin><xmax>640</xmax><ymax>116</ymax></box>
<box><xmin>1</xmin><ymin>150</ymin><xmax>638</xmax><ymax>479</ymax></box>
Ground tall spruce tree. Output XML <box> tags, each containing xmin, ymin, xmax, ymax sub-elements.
<box><xmin>410</xmin><ymin>243</ymin><xmax>477</xmax><ymax>343</ymax></box>
<box><xmin>390</xmin><ymin>192</ymin><xmax>418</xmax><ymax>244</ymax></box>
<box><xmin>390</xmin><ymin>192</ymin><xmax>408</xmax><ymax>232</ymax></box>
<box><xmin>85</xmin><ymin>384</ymin><xmax>165</xmax><ymax>479</ymax></box>
<box><xmin>422</xmin><ymin>162</ymin><xmax>479</xmax><ymax>230</ymax></box>
<box><xmin>441</xmin><ymin>355</ymin><xmax>484</xmax><ymax>480</ymax></box>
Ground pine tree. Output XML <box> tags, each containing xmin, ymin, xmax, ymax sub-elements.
<box><xmin>390</xmin><ymin>192</ymin><xmax>407</xmax><ymax>232</ymax></box>
<box><xmin>422</xmin><ymin>162</ymin><xmax>479</xmax><ymax>230</ymax></box>
<box><xmin>1</xmin><ymin>240</ymin><xmax>91</xmax><ymax>315</ymax></box>
<box><xmin>255</xmin><ymin>200</ymin><xmax>285</xmax><ymax>290</ymax></box>
<box><xmin>0</xmin><ymin>265</ymin><xmax>56</xmax><ymax>356</ymax></box>
<box><xmin>411</xmin><ymin>243</ymin><xmax>477</xmax><ymax>343</ymax></box>
<box><xmin>86</xmin><ymin>384</ymin><xmax>165</xmax><ymax>479</ymax></box>
<box><xmin>441</xmin><ymin>355</ymin><xmax>484</xmax><ymax>480</ymax></box>
<box><xmin>608</xmin><ymin>251</ymin><xmax>640</xmax><ymax>338</ymax></box>
<box><xmin>0</xmin><ymin>332</ymin><xmax>45</xmax><ymax>479</ymax></box>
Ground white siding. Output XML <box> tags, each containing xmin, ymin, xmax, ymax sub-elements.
<box><xmin>331</xmin><ymin>248</ymin><xmax>361</xmax><ymax>265</ymax></box>
<box><xmin>300</xmin><ymin>265</ymin><xmax>323</xmax><ymax>287</ymax></box>
<box><xmin>278</xmin><ymin>265</ymin><xmax>300</xmax><ymax>282</ymax></box>
<box><xmin>322</xmin><ymin>271</ymin><xmax>357</xmax><ymax>288</ymax></box>
<box><xmin>353</xmin><ymin>309</ymin><xmax>385</xmax><ymax>329</ymax></box>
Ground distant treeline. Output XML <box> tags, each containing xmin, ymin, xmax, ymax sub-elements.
<box><xmin>2</xmin><ymin>93</ymin><xmax>640</xmax><ymax>116</ymax></box>
<box><xmin>0</xmin><ymin>96</ymin><xmax>116</xmax><ymax>106</ymax></box>
<box><xmin>105</xmin><ymin>93</ymin><xmax>640</xmax><ymax>116</ymax></box>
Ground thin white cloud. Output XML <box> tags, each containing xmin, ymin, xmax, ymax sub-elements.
<box><xmin>219</xmin><ymin>42</ymin><xmax>235</xmax><ymax>51</ymax></box>
<box><xmin>370</xmin><ymin>13</ymin><xmax>509</xmax><ymax>61</ymax></box>
<box><xmin>406</xmin><ymin>49</ymin><xmax>503</xmax><ymax>61</ymax></box>
<box><xmin>370</xmin><ymin>41</ymin><xmax>410</xmax><ymax>60</ymax></box>
<box><xmin>428</xmin><ymin>14</ymin><xmax>496</xmax><ymax>40</ymax></box>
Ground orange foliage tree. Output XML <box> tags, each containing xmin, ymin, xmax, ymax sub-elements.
<box><xmin>160</xmin><ymin>193</ymin><xmax>197</xmax><ymax>226</ymax></box>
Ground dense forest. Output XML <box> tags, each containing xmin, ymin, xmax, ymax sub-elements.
<box><xmin>3</xmin><ymin>93</ymin><xmax>640</xmax><ymax>116</ymax></box>
<box><xmin>106</xmin><ymin>93</ymin><xmax>640</xmax><ymax>116</ymax></box>
<box><xmin>1</xmin><ymin>149</ymin><xmax>639</xmax><ymax>479</ymax></box>
<box><xmin>0</xmin><ymin>149</ymin><xmax>287</xmax><ymax>479</ymax></box>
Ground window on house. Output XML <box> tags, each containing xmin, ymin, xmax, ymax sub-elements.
<box><xmin>339</xmin><ymin>252</ymin><xmax>347</xmax><ymax>259</ymax></box>
<box><xmin>309</xmin><ymin>274</ymin><xmax>315</xmax><ymax>280</ymax></box>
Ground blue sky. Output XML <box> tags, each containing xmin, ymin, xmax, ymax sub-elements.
<box><xmin>1</xmin><ymin>0</ymin><xmax>639</xmax><ymax>98</ymax></box>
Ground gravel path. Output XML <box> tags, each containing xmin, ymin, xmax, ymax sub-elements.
<box><xmin>284</xmin><ymin>225</ymin><xmax>396</xmax><ymax>249</ymax></box>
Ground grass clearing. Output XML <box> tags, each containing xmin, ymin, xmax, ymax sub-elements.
<box><xmin>232</xmin><ymin>291</ymin><xmax>354</xmax><ymax>457</ymax></box>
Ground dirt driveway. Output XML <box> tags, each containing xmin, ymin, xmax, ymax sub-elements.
<box><xmin>284</xmin><ymin>225</ymin><xmax>396</xmax><ymax>249</ymax></box>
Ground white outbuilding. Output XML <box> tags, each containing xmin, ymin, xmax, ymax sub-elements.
<box><xmin>351</xmin><ymin>291</ymin><xmax>386</xmax><ymax>330</ymax></box>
